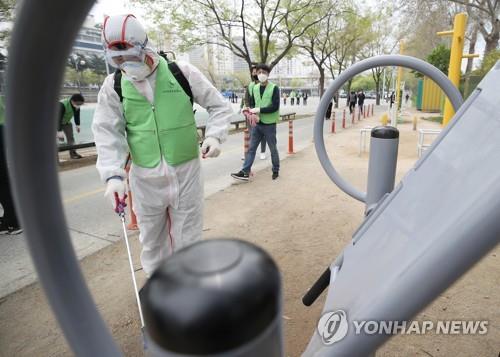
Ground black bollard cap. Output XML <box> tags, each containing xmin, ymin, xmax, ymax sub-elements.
<box><xmin>140</xmin><ymin>239</ymin><xmax>281</xmax><ymax>355</ymax></box>
<box><xmin>371</xmin><ymin>126</ymin><xmax>399</xmax><ymax>139</ymax></box>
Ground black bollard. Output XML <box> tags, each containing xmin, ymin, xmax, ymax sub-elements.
<box><xmin>140</xmin><ymin>239</ymin><xmax>283</xmax><ymax>356</ymax></box>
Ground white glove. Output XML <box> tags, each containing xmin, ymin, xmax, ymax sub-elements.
<box><xmin>201</xmin><ymin>137</ymin><xmax>221</xmax><ymax>158</ymax></box>
<box><xmin>250</xmin><ymin>107</ymin><xmax>260</xmax><ymax>114</ymax></box>
<box><xmin>57</xmin><ymin>131</ymin><xmax>65</xmax><ymax>141</ymax></box>
<box><xmin>104</xmin><ymin>177</ymin><xmax>127</xmax><ymax>211</ymax></box>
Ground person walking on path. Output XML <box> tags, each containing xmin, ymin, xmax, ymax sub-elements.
<box><xmin>0</xmin><ymin>96</ymin><xmax>22</xmax><ymax>235</ymax></box>
<box><xmin>348</xmin><ymin>91</ymin><xmax>357</xmax><ymax>114</ymax></box>
<box><xmin>357</xmin><ymin>89</ymin><xmax>365</xmax><ymax>114</ymax></box>
<box><xmin>283</xmin><ymin>92</ymin><xmax>287</xmax><ymax>106</ymax></box>
<box><xmin>231</xmin><ymin>63</ymin><xmax>280</xmax><ymax>181</ymax></box>
<box><xmin>303</xmin><ymin>92</ymin><xmax>308</xmax><ymax>105</ymax></box>
<box><xmin>296</xmin><ymin>91</ymin><xmax>301</xmax><ymax>105</ymax></box>
<box><xmin>290</xmin><ymin>90</ymin><xmax>296</xmax><ymax>106</ymax></box>
<box><xmin>241</xmin><ymin>64</ymin><xmax>267</xmax><ymax>160</ymax></box>
<box><xmin>57</xmin><ymin>93</ymin><xmax>84</xmax><ymax>159</ymax></box>
<box><xmin>92</xmin><ymin>14</ymin><xmax>232</xmax><ymax>276</ymax></box>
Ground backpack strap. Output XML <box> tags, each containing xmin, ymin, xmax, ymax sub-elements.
<box><xmin>167</xmin><ymin>61</ymin><xmax>193</xmax><ymax>105</ymax></box>
<box><xmin>112</xmin><ymin>59</ymin><xmax>193</xmax><ymax>105</ymax></box>
<box><xmin>113</xmin><ymin>69</ymin><xmax>123</xmax><ymax>103</ymax></box>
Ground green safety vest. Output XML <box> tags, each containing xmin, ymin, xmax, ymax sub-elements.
<box><xmin>253</xmin><ymin>82</ymin><xmax>279</xmax><ymax>124</ymax></box>
<box><xmin>246</xmin><ymin>82</ymin><xmax>255</xmax><ymax>107</ymax></box>
<box><xmin>122</xmin><ymin>57</ymin><xmax>199</xmax><ymax>168</ymax></box>
<box><xmin>60</xmin><ymin>98</ymin><xmax>75</xmax><ymax>125</ymax></box>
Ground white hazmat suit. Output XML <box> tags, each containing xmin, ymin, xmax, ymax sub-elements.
<box><xmin>92</xmin><ymin>56</ymin><xmax>232</xmax><ymax>276</ymax></box>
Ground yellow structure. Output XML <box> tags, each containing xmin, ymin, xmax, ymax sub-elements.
<box><xmin>437</xmin><ymin>13</ymin><xmax>479</xmax><ymax>126</ymax></box>
<box><xmin>422</xmin><ymin>77</ymin><xmax>444</xmax><ymax>112</ymax></box>
<box><xmin>381</xmin><ymin>113</ymin><xmax>389</xmax><ymax>126</ymax></box>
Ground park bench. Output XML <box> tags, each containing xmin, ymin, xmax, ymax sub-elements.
<box><xmin>280</xmin><ymin>112</ymin><xmax>296</xmax><ymax>121</ymax></box>
<box><xmin>197</xmin><ymin>118</ymin><xmax>247</xmax><ymax>140</ymax></box>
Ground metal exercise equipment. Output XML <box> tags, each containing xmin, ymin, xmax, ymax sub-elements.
<box><xmin>4</xmin><ymin>0</ymin><xmax>499</xmax><ymax>355</ymax></box>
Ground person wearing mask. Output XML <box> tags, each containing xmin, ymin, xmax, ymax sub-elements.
<box><xmin>57</xmin><ymin>93</ymin><xmax>85</xmax><ymax>159</ymax></box>
<box><xmin>92</xmin><ymin>14</ymin><xmax>232</xmax><ymax>276</ymax></box>
<box><xmin>0</xmin><ymin>96</ymin><xmax>22</xmax><ymax>235</ymax></box>
<box><xmin>231</xmin><ymin>63</ymin><xmax>280</xmax><ymax>181</ymax></box>
<box><xmin>240</xmin><ymin>64</ymin><xmax>267</xmax><ymax>160</ymax></box>
<box><xmin>357</xmin><ymin>89</ymin><xmax>366</xmax><ymax>114</ymax></box>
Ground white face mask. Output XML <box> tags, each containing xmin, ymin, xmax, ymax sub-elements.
<box><xmin>258</xmin><ymin>73</ymin><xmax>268</xmax><ymax>83</ymax></box>
<box><xmin>122</xmin><ymin>61</ymin><xmax>152</xmax><ymax>81</ymax></box>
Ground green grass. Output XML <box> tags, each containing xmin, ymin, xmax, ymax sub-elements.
<box><xmin>422</xmin><ymin>116</ymin><xmax>443</xmax><ymax>124</ymax></box>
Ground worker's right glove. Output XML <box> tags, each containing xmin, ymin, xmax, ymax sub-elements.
<box><xmin>104</xmin><ymin>177</ymin><xmax>127</xmax><ymax>213</ymax></box>
<box><xmin>57</xmin><ymin>131</ymin><xmax>65</xmax><ymax>141</ymax></box>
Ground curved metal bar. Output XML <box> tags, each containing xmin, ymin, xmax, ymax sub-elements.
<box><xmin>5</xmin><ymin>0</ymin><xmax>122</xmax><ymax>355</ymax></box>
<box><xmin>314</xmin><ymin>55</ymin><xmax>463</xmax><ymax>202</ymax></box>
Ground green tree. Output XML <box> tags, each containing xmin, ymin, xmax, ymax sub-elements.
<box><xmin>133</xmin><ymin>0</ymin><xmax>328</xmax><ymax>79</ymax></box>
<box><xmin>351</xmin><ymin>74</ymin><xmax>375</xmax><ymax>91</ymax></box>
<box><xmin>297</xmin><ymin>1</ymin><xmax>344</xmax><ymax>97</ymax></box>
<box><xmin>448</xmin><ymin>0</ymin><xmax>499</xmax><ymax>55</ymax></box>
<box><xmin>86</xmin><ymin>54</ymin><xmax>107</xmax><ymax>76</ymax></box>
<box><xmin>0</xmin><ymin>0</ymin><xmax>16</xmax><ymax>45</ymax></box>
<box><xmin>414</xmin><ymin>44</ymin><xmax>451</xmax><ymax>78</ymax></box>
<box><xmin>426</xmin><ymin>44</ymin><xmax>451</xmax><ymax>75</ymax></box>
<box><xmin>359</xmin><ymin>5</ymin><xmax>397</xmax><ymax>105</ymax></box>
<box><xmin>325</xmin><ymin>8</ymin><xmax>373</xmax><ymax>106</ymax></box>
<box><xmin>474</xmin><ymin>49</ymin><xmax>500</xmax><ymax>76</ymax></box>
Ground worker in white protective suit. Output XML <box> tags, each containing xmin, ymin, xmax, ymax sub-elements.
<box><xmin>92</xmin><ymin>14</ymin><xmax>232</xmax><ymax>276</ymax></box>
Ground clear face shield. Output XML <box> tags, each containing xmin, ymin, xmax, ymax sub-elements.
<box><xmin>104</xmin><ymin>42</ymin><xmax>146</xmax><ymax>69</ymax></box>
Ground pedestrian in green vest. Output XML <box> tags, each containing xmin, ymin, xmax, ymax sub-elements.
<box><xmin>57</xmin><ymin>93</ymin><xmax>84</xmax><ymax>159</ymax></box>
<box><xmin>231</xmin><ymin>63</ymin><xmax>280</xmax><ymax>181</ymax></box>
<box><xmin>0</xmin><ymin>95</ymin><xmax>22</xmax><ymax>235</ymax></box>
<box><xmin>240</xmin><ymin>64</ymin><xmax>266</xmax><ymax>160</ymax></box>
<box><xmin>93</xmin><ymin>14</ymin><xmax>232</xmax><ymax>276</ymax></box>
<box><xmin>290</xmin><ymin>90</ymin><xmax>296</xmax><ymax>106</ymax></box>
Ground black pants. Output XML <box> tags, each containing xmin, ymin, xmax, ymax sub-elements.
<box><xmin>0</xmin><ymin>126</ymin><xmax>20</xmax><ymax>228</ymax></box>
<box><xmin>349</xmin><ymin>102</ymin><xmax>356</xmax><ymax>114</ymax></box>
<box><xmin>359</xmin><ymin>102</ymin><xmax>364</xmax><ymax>113</ymax></box>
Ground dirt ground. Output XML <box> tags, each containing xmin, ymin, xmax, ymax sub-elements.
<box><xmin>0</xmin><ymin>111</ymin><xmax>498</xmax><ymax>357</ymax></box>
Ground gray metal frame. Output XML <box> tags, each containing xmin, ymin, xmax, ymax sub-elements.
<box><xmin>304</xmin><ymin>61</ymin><xmax>500</xmax><ymax>356</ymax></box>
<box><xmin>313</xmin><ymin>55</ymin><xmax>463</xmax><ymax>202</ymax></box>
<box><xmin>4</xmin><ymin>0</ymin><xmax>499</xmax><ymax>356</ymax></box>
<box><xmin>5</xmin><ymin>0</ymin><xmax>121</xmax><ymax>355</ymax></box>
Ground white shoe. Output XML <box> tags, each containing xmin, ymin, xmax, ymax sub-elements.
<box><xmin>260</xmin><ymin>153</ymin><xmax>266</xmax><ymax>160</ymax></box>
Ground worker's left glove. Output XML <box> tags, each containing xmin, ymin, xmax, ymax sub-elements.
<box><xmin>201</xmin><ymin>137</ymin><xmax>221</xmax><ymax>158</ymax></box>
<box><xmin>250</xmin><ymin>107</ymin><xmax>260</xmax><ymax>114</ymax></box>
<box><xmin>76</xmin><ymin>126</ymin><xmax>81</xmax><ymax>133</ymax></box>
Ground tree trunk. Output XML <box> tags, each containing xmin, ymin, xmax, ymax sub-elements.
<box><xmin>375</xmin><ymin>81</ymin><xmax>381</xmax><ymax>105</ymax></box>
<box><xmin>484</xmin><ymin>31</ymin><xmax>499</xmax><ymax>56</ymax></box>
<box><xmin>464</xmin><ymin>23</ymin><xmax>479</xmax><ymax>98</ymax></box>
<box><xmin>318</xmin><ymin>67</ymin><xmax>325</xmax><ymax>98</ymax></box>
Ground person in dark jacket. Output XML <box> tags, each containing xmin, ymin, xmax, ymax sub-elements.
<box><xmin>325</xmin><ymin>101</ymin><xmax>333</xmax><ymax>120</ymax></box>
<box><xmin>57</xmin><ymin>93</ymin><xmax>84</xmax><ymax>159</ymax></box>
<box><xmin>357</xmin><ymin>89</ymin><xmax>366</xmax><ymax>114</ymax></box>
<box><xmin>348</xmin><ymin>91</ymin><xmax>357</xmax><ymax>114</ymax></box>
<box><xmin>0</xmin><ymin>95</ymin><xmax>22</xmax><ymax>235</ymax></box>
